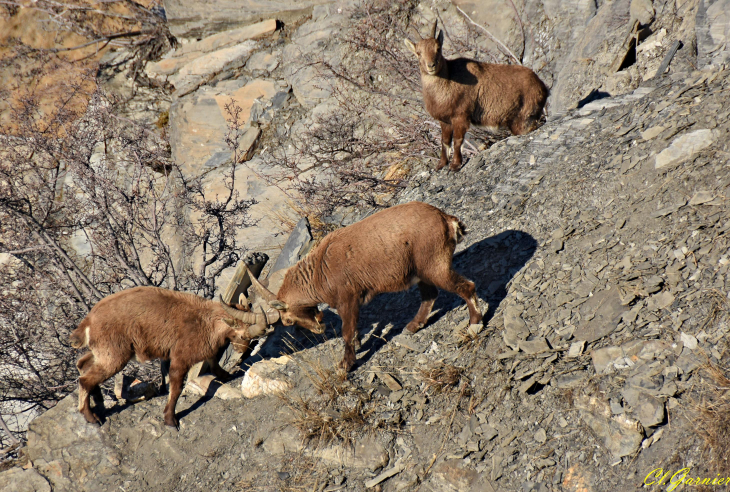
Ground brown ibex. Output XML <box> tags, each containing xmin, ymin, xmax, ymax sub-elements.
<box><xmin>405</xmin><ymin>22</ymin><xmax>548</xmax><ymax>171</ymax></box>
<box><xmin>249</xmin><ymin>201</ymin><xmax>482</xmax><ymax>371</ymax></box>
<box><xmin>69</xmin><ymin>286</ymin><xmax>278</xmax><ymax>428</ymax></box>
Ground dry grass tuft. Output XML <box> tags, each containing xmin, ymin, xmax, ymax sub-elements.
<box><xmin>282</xmin><ymin>394</ymin><xmax>370</xmax><ymax>447</ymax></box>
<box><xmin>695</xmin><ymin>360</ymin><xmax>730</xmax><ymax>473</ymax></box>
<box><xmin>279</xmin><ymin>344</ymin><xmax>380</xmax><ymax>448</ymax></box>
<box><xmin>418</xmin><ymin>363</ymin><xmax>465</xmax><ymax>394</ymax></box>
<box><xmin>699</xmin><ymin>289</ymin><xmax>730</xmax><ymax>332</ymax></box>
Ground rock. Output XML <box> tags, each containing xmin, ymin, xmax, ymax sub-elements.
<box><xmin>377</xmin><ymin>372</ymin><xmax>403</xmax><ymax>392</ymax></box>
<box><xmin>503</xmin><ymin>305</ymin><xmax>530</xmax><ymax>350</ymax></box>
<box><xmin>282</xmin><ymin>9</ymin><xmax>346</xmax><ymax>108</ymax></box>
<box><xmin>171</xmin><ymin>40</ymin><xmax>259</xmax><ymax>95</ymax></box>
<box><xmin>391</xmin><ymin>333</ymin><xmax>426</xmax><ymax>353</ymax></box>
<box><xmin>240</xmin><ymin>355</ymin><xmax>293</xmax><ymax>398</ymax></box>
<box><xmin>591</xmin><ymin>346</ymin><xmax>623</xmax><ymax>373</ymax></box>
<box><xmin>562</xmin><ymin>465</ymin><xmax>596</xmax><ymax>492</ymax></box>
<box><xmin>270</xmin><ymin>217</ymin><xmax>312</xmax><ymax>272</ymax></box>
<box><xmin>519</xmin><ymin>337</ymin><xmax>550</xmax><ymax>354</ymax></box>
<box><xmin>147</xmin><ymin>19</ymin><xmax>277</xmax><ymax>80</ymax></box>
<box><xmin>568</xmin><ymin>341</ymin><xmax>586</xmax><ymax>358</ymax></box>
<box><xmin>185</xmin><ymin>375</ymin><xmax>244</xmax><ymax>399</ymax></box>
<box><xmin>574</xmin><ymin>287</ymin><xmax>627</xmax><ymax>343</ymax></box>
<box><xmin>263</xmin><ymin>425</ymin><xmax>304</xmax><ymax>456</ymax></box>
<box><xmin>631</xmin><ymin>392</ymin><xmax>665</xmax><ymax>428</ymax></box>
<box><xmin>169</xmin><ymin>78</ymin><xmax>279</xmax><ymax>175</ymax></box>
<box><xmin>24</xmin><ymin>394</ymin><xmax>123</xmax><ymax>491</ymax></box>
<box><xmin>246</xmin><ymin>50</ymin><xmax>281</xmax><ymax>73</ymax></box>
<box><xmin>430</xmin><ymin>459</ymin><xmax>480</xmax><ymax>491</ymax></box>
<box><xmin>534</xmin><ymin>428</ymin><xmax>547</xmax><ymax>444</ymax></box>
<box><xmin>680</xmin><ymin>332</ymin><xmax>698</xmax><ymax>350</ymax></box>
<box><xmin>689</xmin><ymin>191</ymin><xmax>715</xmax><ymax>206</ymax></box>
<box><xmin>676</xmin><ymin>349</ymin><xmax>702</xmax><ymax>375</ymax></box>
<box><xmin>364</xmin><ymin>463</ymin><xmax>405</xmax><ymax>488</ymax></box>
<box><xmin>164</xmin><ymin>0</ymin><xmax>330</xmax><ymax>38</ymax></box>
<box><xmin>551</xmin><ymin>0</ymin><xmax>633</xmax><ymax>113</ymax></box>
<box><xmin>579</xmin><ymin>411</ymin><xmax>643</xmax><ymax>458</ymax></box>
<box><xmin>314</xmin><ymin>436</ymin><xmax>389</xmax><ymax>470</ymax></box>
<box><xmin>655</xmin><ymin>130</ymin><xmax>718</xmax><ymax>170</ymax></box>
<box><xmin>696</xmin><ymin>0</ymin><xmax>730</xmax><ymax>68</ymax></box>
<box><xmin>630</xmin><ymin>0</ymin><xmax>654</xmax><ymax>25</ymax></box>
<box><xmin>0</xmin><ymin>467</ymin><xmax>51</xmax><ymax>492</ymax></box>
<box><xmin>640</xmin><ymin>125</ymin><xmax>666</xmax><ymax>140</ymax></box>
<box><xmin>645</xmin><ymin>291</ymin><xmax>675</xmax><ymax>311</ymax></box>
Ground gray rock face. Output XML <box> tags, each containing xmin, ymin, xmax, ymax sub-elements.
<box><xmin>163</xmin><ymin>0</ymin><xmax>332</xmax><ymax>39</ymax></box>
<box><xmin>270</xmin><ymin>217</ymin><xmax>312</xmax><ymax>272</ymax></box>
<box><xmin>696</xmin><ymin>0</ymin><xmax>730</xmax><ymax>68</ymax></box>
<box><xmin>281</xmin><ymin>6</ymin><xmax>345</xmax><ymax>108</ymax></box>
<box><xmin>24</xmin><ymin>395</ymin><xmax>124</xmax><ymax>491</ymax></box>
<box><xmin>0</xmin><ymin>467</ymin><xmax>50</xmax><ymax>492</ymax></box>
<box><xmin>551</xmin><ymin>0</ymin><xmax>632</xmax><ymax>113</ymax></box>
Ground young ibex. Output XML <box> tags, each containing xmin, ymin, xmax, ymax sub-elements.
<box><xmin>69</xmin><ymin>286</ymin><xmax>278</xmax><ymax>428</ymax></box>
<box><xmin>405</xmin><ymin>22</ymin><xmax>548</xmax><ymax>171</ymax></box>
<box><xmin>248</xmin><ymin>201</ymin><xmax>483</xmax><ymax>371</ymax></box>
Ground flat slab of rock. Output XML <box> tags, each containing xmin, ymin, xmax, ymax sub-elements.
<box><xmin>164</xmin><ymin>0</ymin><xmax>331</xmax><ymax>38</ymax></box>
<box><xmin>574</xmin><ymin>286</ymin><xmax>627</xmax><ymax>343</ymax></box>
<box><xmin>655</xmin><ymin>129</ymin><xmax>717</xmax><ymax>169</ymax></box>
<box><xmin>147</xmin><ymin>19</ymin><xmax>277</xmax><ymax>81</ymax></box>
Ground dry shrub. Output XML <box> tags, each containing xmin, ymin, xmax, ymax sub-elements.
<box><xmin>279</xmin><ymin>347</ymin><xmax>373</xmax><ymax>447</ymax></box>
<box><xmin>418</xmin><ymin>363</ymin><xmax>465</xmax><ymax>394</ymax></box>
<box><xmin>1</xmin><ymin>70</ymin><xmax>254</xmax><ymax>440</ymax></box>
<box><xmin>696</xmin><ymin>360</ymin><xmax>730</xmax><ymax>473</ymax></box>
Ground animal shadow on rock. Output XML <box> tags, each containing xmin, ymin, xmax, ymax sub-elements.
<box><xmin>354</xmin><ymin>229</ymin><xmax>537</xmax><ymax>368</ymax></box>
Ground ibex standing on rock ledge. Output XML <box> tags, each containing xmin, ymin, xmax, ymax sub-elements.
<box><xmin>405</xmin><ymin>22</ymin><xmax>548</xmax><ymax>171</ymax></box>
<box><xmin>70</xmin><ymin>286</ymin><xmax>277</xmax><ymax>428</ymax></box>
<box><xmin>248</xmin><ymin>201</ymin><xmax>483</xmax><ymax>372</ymax></box>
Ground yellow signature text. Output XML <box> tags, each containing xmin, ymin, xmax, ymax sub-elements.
<box><xmin>645</xmin><ymin>468</ymin><xmax>730</xmax><ymax>490</ymax></box>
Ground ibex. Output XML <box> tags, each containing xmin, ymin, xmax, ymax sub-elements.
<box><xmin>249</xmin><ymin>201</ymin><xmax>482</xmax><ymax>371</ymax></box>
<box><xmin>405</xmin><ymin>22</ymin><xmax>548</xmax><ymax>171</ymax></box>
<box><xmin>69</xmin><ymin>286</ymin><xmax>278</xmax><ymax>428</ymax></box>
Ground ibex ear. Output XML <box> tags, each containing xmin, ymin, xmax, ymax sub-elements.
<box><xmin>223</xmin><ymin>318</ymin><xmax>236</xmax><ymax>327</ymax></box>
<box><xmin>436</xmin><ymin>30</ymin><xmax>444</xmax><ymax>47</ymax></box>
<box><xmin>404</xmin><ymin>38</ymin><xmax>417</xmax><ymax>55</ymax></box>
<box><xmin>269</xmin><ymin>300</ymin><xmax>288</xmax><ymax>311</ymax></box>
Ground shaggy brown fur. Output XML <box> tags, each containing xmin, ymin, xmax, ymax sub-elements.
<box><xmin>405</xmin><ymin>22</ymin><xmax>548</xmax><ymax>171</ymax></box>
<box><xmin>69</xmin><ymin>286</ymin><xmax>269</xmax><ymax>428</ymax></box>
<box><xmin>250</xmin><ymin>201</ymin><xmax>482</xmax><ymax>371</ymax></box>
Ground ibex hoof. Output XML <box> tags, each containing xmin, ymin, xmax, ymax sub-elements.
<box><xmin>405</xmin><ymin>321</ymin><xmax>423</xmax><ymax>333</ymax></box>
<box><xmin>164</xmin><ymin>415</ymin><xmax>179</xmax><ymax>429</ymax></box>
<box><xmin>82</xmin><ymin>410</ymin><xmax>102</xmax><ymax>426</ymax></box>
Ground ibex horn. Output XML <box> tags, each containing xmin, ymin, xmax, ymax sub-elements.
<box><xmin>246</xmin><ymin>266</ymin><xmax>278</xmax><ymax>303</ymax></box>
<box><xmin>219</xmin><ymin>295</ymin><xmax>261</xmax><ymax>324</ymax></box>
<box><xmin>260</xmin><ymin>305</ymin><xmax>280</xmax><ymax>324</ymax></box>
<box><xmin>431</xmin><ymin>20</ymin><xmax>438</xmax><ymax>39</ymax></box>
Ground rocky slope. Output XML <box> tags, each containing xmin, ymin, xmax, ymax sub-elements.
<box><xmin>2</xmin><ymin>0</ymin><xmax>730</xmax><ymax>491</ymax></box>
